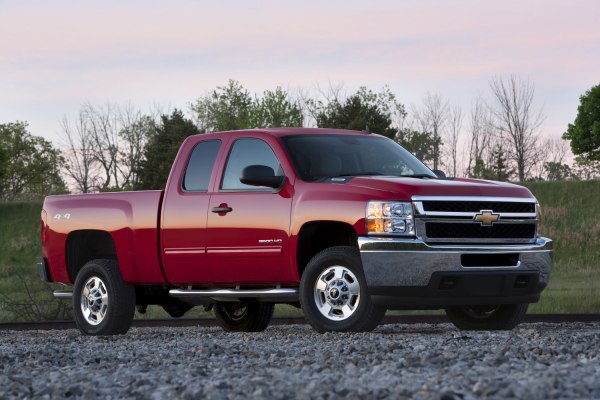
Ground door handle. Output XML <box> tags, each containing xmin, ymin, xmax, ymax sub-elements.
<box><xmin>212</xmin><ymin>206</ymin><xmax>233</xmax><ymax>213</ymax></box>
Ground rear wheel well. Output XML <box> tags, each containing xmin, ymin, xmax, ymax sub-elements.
<box><xmin>296</xmin><ymin>221</ymin><xmax>358</xmax><ymax>277</ymax></box>
<box><xmin>66</xmin><ymin>230</ymin><xmax>117</xmax><ymax>282</ymax></box>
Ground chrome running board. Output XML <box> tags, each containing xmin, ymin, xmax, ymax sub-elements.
<box><xmin>169</xmin><ymin>288</ymin><xmax>299</xmax><ymax>302</ymax></box>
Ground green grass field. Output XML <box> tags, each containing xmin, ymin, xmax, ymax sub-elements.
<box><xmin>0</xmin><ymin>180</ymin><xmax>598</xmax><ymax>322</ymax></box>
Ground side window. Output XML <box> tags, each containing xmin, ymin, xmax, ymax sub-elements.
<box><xmin>183</xmin><ymin>140</ymin><xmax>221</xmax><ymax>191</ymax></box>
<box><xmin>221</xmin><ymin>138</ymin><xmax>281</xmax><ymax>190</ymax></box>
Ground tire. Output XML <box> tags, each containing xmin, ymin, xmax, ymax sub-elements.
<box><xmin>214</xmin><ymin>302</ymin><xmax>274</xmax><ymax>332</ymax></box>
<box><xmin>299</xmin><ymin>246</ymin><xmax>386</xmax><ymax>333</ymax></box>
<box><xmin>73</xmin><ymin>259</ymin><xmax>136</xmax><ymax>335</ymax></box>
<box><xmin>445</xmin><ymin>303</ymin><xmax>529</xmax><ymax>331</ymax></box>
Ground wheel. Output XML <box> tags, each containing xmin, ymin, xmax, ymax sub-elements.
<box><xmin>214</xmin><ymin>302</ymin><xmax>274</xmax><ymax>332</ymax></box>
<box><xmin>73</xmin><ymin>259</ymin><xmax>136</xmax><ymax>335</ymax></box>
<box><xmin>445</xmin><ymin>303</ymin><xmax>529</xmax><ymax>331</ymax></box>
<box><xmin>299</xmin><ymin>246</ymin><xmax>386</xmax><ymax>333</ymax></box>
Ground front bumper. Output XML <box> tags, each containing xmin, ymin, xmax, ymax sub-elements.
<box><xmin>359</xmin><ymin>236</ymin><xmax>552</xmax><ymax>308</ymax></box>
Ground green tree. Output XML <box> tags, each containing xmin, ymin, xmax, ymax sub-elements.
<box><xmin>192</xmin><ymin>80</ymin><xmax>253</xmax><ymax>132</ymax></box>
<box><xmin>544</xmin><ymin>162</ymin><xmax>573</xmax><ymax>181</ymax></box>
<box><xmin>192</xmin><ymin>80</ymin><xmax>303</xmax><ymax>131</ymax></box>
<box><xmin>313</xmin><ymin>87</ymin><xmax>404</xmax><ymax>139</ymax></box>
<box><xmin>0</xmin><ymin>144</ymin><xmax>7</xmax><ymax>184</ymax></box>
<box><xmin>563</xmin><ymin>83</ymin><xmax>600</xmax><ymax>161</ymax></box>
<box><xmin>136</xmin><ymin>110</ymin><xmax>198</xmax><ymax>190</ymax></box>
<box><xmin>249</xmin><ymin>87</ymin><xmax>303</xmax><ymax>128</ymax></box>
<box><xmin>471</xmin><ymin>158</ymin><xmax>493</xmax><ymax>180</ymax></box>
<box><xmin>396</xmin><ymin>129</ymin><xmax>440</xmax><ymax>163</ymax></box>
<box><xmin>0</xmin><ymin>122</ymin><xmax>67</xmax><ymax>200</ymax></box>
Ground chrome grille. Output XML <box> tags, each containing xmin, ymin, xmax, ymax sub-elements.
<box><xmin>413</xmin><ymin>196</ymin><xmax>537</xmax><ymax>244</ymax></box>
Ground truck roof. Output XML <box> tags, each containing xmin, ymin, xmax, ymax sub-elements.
<box><xmin>195</xmin><ymin>127</ymin><xmax>374</xmax><ymax>139</ymax></box>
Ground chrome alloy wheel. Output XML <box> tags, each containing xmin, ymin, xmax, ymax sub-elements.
<box><xmin>314</xmin><ymin>266</ymin><xmax>360</xmax><ymax>321</ymax></box>
<box><xmin>80</xmin><ymin>276</ymin><xmax>109</xmax><ymax>325</ymax></box>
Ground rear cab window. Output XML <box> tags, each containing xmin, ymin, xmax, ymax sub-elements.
<box><xmin>183</xmin><ymin>140</ymin><xmax>221</xmax><ymax>191</ymax></box>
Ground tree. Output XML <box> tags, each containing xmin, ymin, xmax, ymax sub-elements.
<box><xmin>136</xmin><ymin>110</ymin><xmax>198</xmax><ymax>190</ymax></box>
<box><xmin>489</xmin><ymin>75</ymin><xmax>545</xmax><ymax>181</ymax></box>
<box><xmin>192</xmin><ymin>80</ymin><xmax>253</xmax><ymax>132</ymax></box>
<box><xmin>412</xmin><ymin>93</ymin><xmax>449</xmax><ymax>170</ymax></box>
<box><xmin>192</xmin><ymin>80</ymin><xmax>303</xmax><ymax>131</ymax></box>
<box><xmin>0</xmin><ymin>143</ymin><xmax>7</xmax><ymax>185</ymax></box>
<box><xmin>249</xmin><ymin>87</ymin><xmax>303</xmax><ymax>128</ymax></box>
<box><xmin>0</xmin><ymin>122</ymin><xmax>66</xmax><ymax>200</ymax></box>
<box><xmin>544</xmin><ymin>162</ymin><xmax>573</xmax><ymax>181</ymax></box>
<box><xmin>396</xmin><ymin>129</ymin><xmax>440</xmax><ymax>164</ymax></box>
<box><xmin>446</xmin><ymin>105</ymin><xmax>463</xmax><ymax>177</ymax></box>
<box><xmin>61</xmin><ymin>103</ymin><xmax>155</xmax><ymax>192</ymax></box>
<box><xmin>563</xmin><ymin>83</ymin><xmax>600</xmax><ymax>161</ymax></box>
<box><xmin>466</xmin><ymin>97</ymin><xmax>493</xmax><ymax>177</ymax></box>
<box><xmin>313</xmin><ymin>86</ymin><xmax>404</xmax><ymax>139</ymax></box>
<box><xmin>61</xmin><ymin>111</ymin><xmax>101</xmax><ymax>193</ymax></box>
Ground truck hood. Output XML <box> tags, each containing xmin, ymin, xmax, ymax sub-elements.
<box><xmin>342</xmin><ymin>176</ymin><xmax>534</xmax><ymax>199</ymax></box>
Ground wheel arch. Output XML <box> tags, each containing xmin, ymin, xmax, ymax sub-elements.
<box><xmin>66</xmin><ymin>230</ymin><xmax>117</xmax><ymax>282</ymax></box>
<box><xmin>296</xmin><ymin>221</ymin><xmax>358</xmax><ymax>278</ymax></box>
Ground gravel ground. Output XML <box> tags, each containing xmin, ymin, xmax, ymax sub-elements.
<box><xmin>1</xmin><ymin>322</ymin><xmax>599</xmax><ymax>399</ymax></box>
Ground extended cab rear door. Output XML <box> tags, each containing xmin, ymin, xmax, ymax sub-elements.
<box><xmin>160</xmin><ymin>137</ymin><xmax>222</xmax><ymax>284</ymax></box>
<box><xmin>206</xmin><ymin>135</ymin><xmax>294</xmax><ymax>283</ymax></box>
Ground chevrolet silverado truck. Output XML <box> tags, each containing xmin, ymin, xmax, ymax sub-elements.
<box><xmin>38</xmin><ymin>128</ymin><xmax>552</xmax><ymax>335</ymax></box>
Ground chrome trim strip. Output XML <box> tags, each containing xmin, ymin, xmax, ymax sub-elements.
<box><xmin>358</xmin><ymin>236</ymin><xmax>552</xmax><ymax>252</ymax></box>
<box><xmin>169</xmin><ymin>288</ymin><xmax>298</xmax><ymax>299</ymax></box>
<box><xmin>411</xmin><ymin>196</ymin><xmax>536</xmax><ymax>203</ymax></box>
<box><xmin>53</xmin><ymin>291</ymin><xmax>73</xmax><ymax>299</ymax></box>
<box><xmin>415</xmin><ymin>211</ymin><xmax>537</xmax><ymax>218</ymax></box>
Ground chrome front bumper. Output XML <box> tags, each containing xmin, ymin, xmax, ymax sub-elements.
<box><xmin>358</xmin><ymin>236</ymin><xmax>552</xmax><ymax>307</ymax></box>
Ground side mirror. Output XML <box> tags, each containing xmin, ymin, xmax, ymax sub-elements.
<box><xmin>240</xmin><ymin>165</ymin><xmax>284</xmax><ymax>189</ymax></box>
<box><xmin>432</xmin><ymin>169</ymin><xmax>447</xmax><ymax>179</ymax></box>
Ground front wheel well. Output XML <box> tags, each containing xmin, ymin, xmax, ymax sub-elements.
<box><xmin>296</xmin><ymin>221</ymin><xmax>358</xmax><ymax>277</ymax></box>
<box><xmin>66</xmin><ymin>230</ymin><xmax>117</xmax><ymax>282</ymax></box>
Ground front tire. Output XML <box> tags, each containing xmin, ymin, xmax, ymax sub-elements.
<box><xmin>214</xmin><ymin>302</ymin><xmax>274</xmax><ymax>332</ymax></box>
<box><xmin>445</xmin><ymin>303</ymin><xmax>529</xmax><ymax>331</ymax></box>
<box><xmin>73</xmin><ymin>259</ymin><xmax>136</xmax><ymax>335</ymax></box>
<box><xmin>299</xmin><ymin>246</ymin><xmax>385</xmax><ymax>333</ymax></box>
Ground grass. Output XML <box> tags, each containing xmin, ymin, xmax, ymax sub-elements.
<box><xmin>0</xmin><ymin>180</ymin><xmax>599</xmax><ymax>322</ymax></box>
<box><xmin>523</xmin><ymin>181</ymin><xmax>600</xmax><ymax>313</ymax></box>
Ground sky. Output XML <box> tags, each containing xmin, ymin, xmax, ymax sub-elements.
<box><xmin>1</xmin><ymin>0</ymin><xmax>599</xmax><ymax>146</ymax></box>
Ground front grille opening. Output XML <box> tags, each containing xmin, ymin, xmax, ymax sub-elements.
<box><xmin>461</xmin><ymin>253</ymin><xmax>519</xmax><ymax>268</ymax></box>
<box><xmin>422</xmin><ymin>201</ymin><xmax>535</xmax><ymax>213</ymax></box>
<box><xmin>426</xmin><ymin>223</ymin><xmax>536</xmax><ymax>239</ymax></box>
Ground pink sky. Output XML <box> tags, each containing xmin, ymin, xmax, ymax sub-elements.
<box><xmin>1</xmin><ymin>0</ymin><xmax>599</xmax><ymax>145</ymax></box>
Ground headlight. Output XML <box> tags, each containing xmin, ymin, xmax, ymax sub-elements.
<box><xmin>366</xmin><ymin>201</ymin><xmax>415</xmax><ymax>236</ymax></box>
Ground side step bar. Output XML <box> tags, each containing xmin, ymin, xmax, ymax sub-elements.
<box><xmin>54</xmin><ymin>288</ymin><xmax>299</xmax><ymax>302</ymax></box>
<box><xmin>169</xmin><ymin>288</ymin><xmax>299</xmax><ymax>302</ymax></box>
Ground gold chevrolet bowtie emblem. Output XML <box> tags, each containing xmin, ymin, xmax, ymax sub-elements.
<box><xmin>473</xmin><ymin>210</ymin><xmax>500</xmax><ymax>226</ymax></box>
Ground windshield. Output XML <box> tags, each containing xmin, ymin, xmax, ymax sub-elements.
<box><xmin>281</xmin><ymin>134</ymin><xmax>435</xmax><ymax>181</ymax></box>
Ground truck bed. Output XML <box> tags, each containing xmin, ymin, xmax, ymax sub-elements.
<box><xmin>42</xmin><ymin>190</ymin><xmax>166</xmax><ymax>284</ymax></box>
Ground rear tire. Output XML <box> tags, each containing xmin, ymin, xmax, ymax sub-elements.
<box><xmin>73</xmin><ymin>259</ymin><xmax>136</xmax><ymax>335</ymax></box>
<box><xmin>299</xmin><ymin>246</ymin><xmax>386</xmax><ymax>333</ymax></box>
<box><xmin>445</xmin><ymin>303</ymin><xmax>528</xmax><ymax>331</ymax></box>
<box><xmin>214</xmin><ymin>302</ymin><xmax>274</xmax><ymax>332</ymax></box>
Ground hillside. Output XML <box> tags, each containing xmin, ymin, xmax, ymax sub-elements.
<box><xmin>0</xmin><ymin>181</ymin><xmax>598</xmax><ymax>321</ymax></box>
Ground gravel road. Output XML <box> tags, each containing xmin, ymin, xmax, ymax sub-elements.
<box><xmin>1</xmin><ymin>322</ymin><xmax>599</xmax><ymax>399</ymax></box>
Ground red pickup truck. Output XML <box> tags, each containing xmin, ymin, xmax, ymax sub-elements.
<box><xmin>38</xmin><ymin>128</ymin><xmax>552</xmax><ymax>335</ymax></box>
